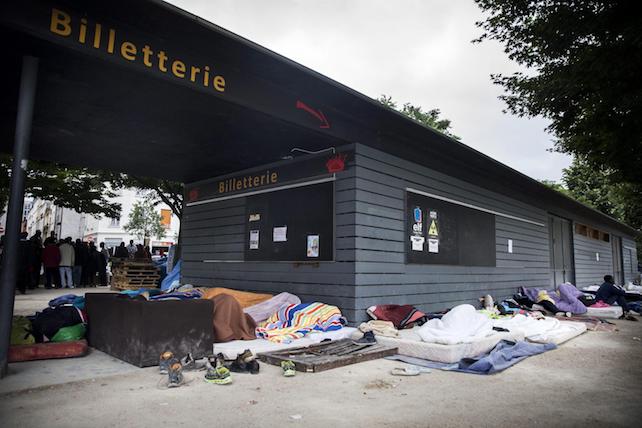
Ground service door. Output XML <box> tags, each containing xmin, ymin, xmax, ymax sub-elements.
<box><xmin>612</xmin><ymin>235</ymin><xmax>624</xmax><ymax>284</ymax></box>
<box><xmin>549</xmin><ymin>215</ymin><xmax>575</xmax><ymax>286</ymax></box>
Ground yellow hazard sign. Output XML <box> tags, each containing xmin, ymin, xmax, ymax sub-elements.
<box><xmin>428</xmin><ymin>220</ymin><xmax>438</xmax><ymax>236</ymax></box>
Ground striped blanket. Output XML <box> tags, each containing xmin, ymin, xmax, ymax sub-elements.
<box><xmin>256</xmin><ymin>302</ymin><xmax>345</xmax><ymax>343</ymax></box>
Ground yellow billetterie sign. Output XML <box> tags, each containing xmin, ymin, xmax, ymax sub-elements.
<box><xmin>49</xmin><ymin>8</ymin><xmax>226</xmax><ymax>92</ymax></box>
<box><xmin>218</xmin><ymin>171</ymin><xmax>278</xmax><ymax>194</ymax></box>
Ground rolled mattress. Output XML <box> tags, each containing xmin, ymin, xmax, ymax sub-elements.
<box><xmin>350</xmin><ymin>329</ymin><xmax>524</xmax><ymax>363</ymax></box>
<box><xmin>584</xmin><ymin>306</ymin><xmax>623</xmax><ymax>319</ymax></box>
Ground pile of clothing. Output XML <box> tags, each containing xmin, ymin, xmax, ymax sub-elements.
<box><xmin>11</xmin><ymin>294</ymin><xmax>87</xmax><ymax>345</ymax></box>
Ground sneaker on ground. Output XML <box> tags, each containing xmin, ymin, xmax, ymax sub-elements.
<box><xmin>167</xmin><ymin>361</ymin><xmax>184</xmax><ymax>388</ymax></box>
<box><xmin>204</xmin><ymin>365</ymin><xmax>232</xmax><ymax>385</ymax></box>
<box><xmin>159</xmin><ymin>351</ymin><xmax>174</xmax><ymax>375</ymax></box>
<box><xmin>281</xmin><ymin>360</ymin><xmax>296</xmax><ymax>377</ymax></box>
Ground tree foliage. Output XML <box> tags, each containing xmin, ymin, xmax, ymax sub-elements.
<box><xmin>474</xmin><ymin>0</ymin><xmax>642</xmax><ymax>185</ymax></box>
<box><xmin>377</xmin><ymin>95</ymin><xmax>460</xmax><ymax>140</ymax></box>
<box><xmin>0</xmin><ymin>154</ymin><xmax>123</xmax><ymax>218</ymax></box>
<box><xmin>123</xmin><ymin>199</ymin><xmax>166</xmax><ymax>242</ymax></box>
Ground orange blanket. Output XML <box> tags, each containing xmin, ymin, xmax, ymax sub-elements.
<box><xmin>200</xmin><ymin>287</ymin><xmax>272</xmax><ymax>309</ymax></box>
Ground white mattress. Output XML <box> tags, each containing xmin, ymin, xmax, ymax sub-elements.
<box><xmin>585</xmin><ymin>306</ymin><xmax>623</xmax><ymax>319</ymax></box>
<box><xmin>350</xmin><ymin>328</ymin><xmax>524</xmax><ymax>364</ymax></box>
<box><xmin>213</xmin><ymin>327</ymin><xmax>357</xmax><ymax>360</ymax></box>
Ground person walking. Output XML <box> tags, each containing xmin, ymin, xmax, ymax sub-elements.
<box><xmin>42</xmin><ymin>239</ymin><xmax>61</xmax><ymax>289</ymax></box>
<box><xmin>99</xmin><ymin>242</ymin><xmax>110</xmax><ymax>286</ymax></box>
<box><xmin>58</xmin><ymin>237</ymin><xmax>75</xmax><ymax>289</ymax></box>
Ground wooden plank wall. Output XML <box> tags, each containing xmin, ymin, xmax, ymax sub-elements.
<box><xmin>181</xmin><ymin>155</ymin><xmax>360</xmax><ymax>322</ymax></box>
<box><xmin>350</xmin><ymin>144</ymin><xmax>552</xmax><ymax>322</ymax></box>
<box><xmin>622</xmin><ymin>237</ymin><xmax>639</xmax><ymax>284</ymax></box>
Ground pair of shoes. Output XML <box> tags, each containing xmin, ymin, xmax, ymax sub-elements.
<box><xmin>229</xmin><ymin>349</ymin><xmax>260</xmax><ymax>374</ymax></box>
<box><xmin>281</xmin><ymin>360</ymin><xmax>296</xmax><ymax>377</ymax></box>
<box><xmin>204</xmin><ymin>358</ymin><xmax>232</xmax><ymax>385</ymax></box>
<box><xmin>624</xmin><ymin>313</ymin><xmax>639</xmax><ymax>322</ymax></box>
<box><xmin>167</xmin><ymin>361</ymin><xmax>184</xmax><ymax>388</ymax></box>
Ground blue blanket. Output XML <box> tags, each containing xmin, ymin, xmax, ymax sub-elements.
<box><xmin>387</xmin><ymin>340</ymin><xmax>556</xmax><ymax>375</ymax></box>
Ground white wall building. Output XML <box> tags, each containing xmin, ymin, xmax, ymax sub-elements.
<box><xmin>23</xmin><ymin>189</ymin><xmax>180</xmax><ymax>255</ymax></box>
<box><xmin>24</xmin><ymin>199</ymin><xmax>83</xmax><ymax>240</ymax></box>
<box><xmin>81</xmin><ymin>188</ymin><xmax>180</xmax><ymax>255</ymax></box>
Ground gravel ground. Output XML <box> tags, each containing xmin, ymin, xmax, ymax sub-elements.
<box><xmin>2</xmin><ymin>289</ymin><xmax>642</xmax><ymax>427</ymax></box>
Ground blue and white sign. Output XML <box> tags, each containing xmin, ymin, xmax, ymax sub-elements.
<box><xmin>413</xmin><ymin>207</ymin><xmax>422</xmax><ymax>223</ymax></box>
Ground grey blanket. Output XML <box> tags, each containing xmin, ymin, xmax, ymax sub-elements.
<box><xmin>243</xmin><ymin>292</ymin><xmax>301</xmax><ymax>323</ymax></box>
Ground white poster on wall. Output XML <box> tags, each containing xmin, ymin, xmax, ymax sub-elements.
<box><xmin>273</xmin><ymin>226</ymin><xmax>287</xmax><ymax>242</ymax></box>
<box><xmin>428</xmin><ymin>238</ymin><xmax>439</xmax><ymax>253</ymax></box>
<box><xmin>410</xmin><ymin>236</ymin><xmax>425</xmax><ymax>251</ymax></box>
<box><xmin>249</xmin><ymin>230</ymin><xmax>259</xmax><ymax>249</ymax></box>
<box><xmin>307</xmin><ymin>235</ymin><xmax>320</xmax><ymax>257</ymax></box>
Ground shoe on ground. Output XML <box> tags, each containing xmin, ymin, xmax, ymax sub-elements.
<box><xmin>281</xmin><ymin>360</ymin><xmax>296</xmax><ymax>377</ymax></box>
<box><xmin>625</xmin><ymin>313</ymin><xmax>639</xmax><ymax>322</ymax></box>
<box><xmin>180</xmin><ymin>353</ymin><xmax>197</xmax><ymax>370</ymax></box>
<box><xmin>247</xmin><ymin>359</ymin><xmax>260</xmax><ymax>375</ymax></box>
<box><xmin>239</xmin><ymin>349</ymin><xmax>255</xmax><ymax>363</ymax></box>
<box><xmin>229</xmin><ymin>353</ymin><xmax>248</xmax><ymax>373</ymax></box>
<box><xmin>354</xmin><ymin>331</ymin><xmax>377</xmax><ymax>345</ymax></box>
<box><xmin>204</xmin><ymin>365</ymin><xmax>232</xmax><ymax>385</ymax></box>
<box><xmin>159</xmin><ymin>351</ymin><xmax>175</xmax><ymax>374</ymax></box>
<box><xmin>167</xmin><ymin>361</ymin><xmax>184</xmax><ymax>388</ymax></box>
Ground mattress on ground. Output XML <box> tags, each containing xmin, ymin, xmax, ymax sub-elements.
<box><xmin>524</xmin><ymin>321</ymin><xmax>587</xmax><ymax>345</ymax></box>
<box><xmin>585</xmin><ymin>306</ymin><xmax>623</xmax><ymax>319</ymax></box>
<box><xmin>350</xmin><ymin>329</ymin><xmax>524</xmax><ymax>363</ymax></box>
<box><xmin>214</xmin><ymin>327</ymin><xmax>357</xmax><ymax>360</ymax></box>
<box><xmin>8</xmin><ymin>339</ymin><xmax>88</xmax><ymax>362</ymax></box>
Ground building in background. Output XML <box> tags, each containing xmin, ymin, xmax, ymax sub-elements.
<box><xmin>81</xmin><ymin>188</ymin><xmax>179</xmax><ymax>254</ymax></box>
<box><xmin>22</xmin><ymin>188</ymin><xmax>179</xmax><ymax>254</ymax></box>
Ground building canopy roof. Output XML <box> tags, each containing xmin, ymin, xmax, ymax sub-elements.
<box><xmin>0</xmin><ymin>0</ymin><xmax>637</xmax><ymax>236</ymax></box>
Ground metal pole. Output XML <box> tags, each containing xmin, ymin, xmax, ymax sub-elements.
<box><xmin>0</xmin><ymin>56</ymin><xmax>38</xmax><ymax>378</ymax></box>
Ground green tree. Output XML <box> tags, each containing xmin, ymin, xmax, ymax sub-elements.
<box><xmin>123</xmin><ymin>199</ymin><xmax>166</xmax><ymax>244</ymax></box>
<box><xmin>474</xmin><ymin>0</ymin><xmax>642</xmax><ymax>185</ymax></box>
<box><xmin>0</xmin><ymin>154</ymin><xmax>123</xmax><ymax>218</ymax></box>
<box><xmin>377</xmin><ymin>95</ymin><xmax>460</xmax><ymax>140</ymax></box>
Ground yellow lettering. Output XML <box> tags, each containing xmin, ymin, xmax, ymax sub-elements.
<box><xmin>79</xmin><ymin>18</ymin><xmax>87</xmax><ymax>43</ymax></box>
<box><xmin>260</xmin><ymin>175</ymin><xmax>265</xmax><ymax>185</ymax></box>
<box><xmin>236</xmin><ymin>179</ymin><xmax>242</xmax><ymax>190</ymax></box>
<box><xmin>271</xmin><ymin>172</ymin><xmax>278</xmax><ymax>183</ymax></box>
<box><xmin>142</xmin><ymin>45</ymin><xmax>153</xmax><ymax>67</ymax></box>
<box><xmin>120</xmin><ymin>41</ymin><xmax>137</xmax><ymax>61</ymax></box>
<box><xmin>107</xmin><ymin>29</ymin><xmax>115</xmax><ymax>53</ymax></box>
<box><xmin>203</xmin><ymin>65</ymin><xmax>210</xmax><ymax>86</ymax></box>
<box><xmin>213</xmin><ymin>75</ymin><xmax>225</xmax><ymax>92</ymax></box>
<box><xmin>50</xmin><ymin>8</ymin><xmax>72</xmax><ymax>37</ymax></box>
<box><xmin>93</xmin><ymin>23</ymin><xmax>102</xmax><ymax>49</ymax></box>
<box><xmin>190</xmin><ymin>66</ymin><xmax>200</xmax><ymax>82</ymax></box>
<box><xmin>218</xmin><ymin>182</ymin><xmax>224</xmax><ymax>193</ymax></box>
<box><xmin>253</xmin><ymin>177</ymin><xmax>259</xmax><ymax>187</ymax></box>
<box><xmin>157</xmin><ymin>51</ymin><xmax>168</xmax><ymax>72</ymax></box>
<box><xmin>171</xmin><ymin>60</ymin><xmax>186</xmax><ymax>78</ymax></box>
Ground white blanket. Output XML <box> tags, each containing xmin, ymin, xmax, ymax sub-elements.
<box><xmin>493</xmin><ymin>314</ymin><xmax>583</xmax><ymax>343</ymax></box>
<box><xmin>416</xmin><ymin>304</ymin><xmax>494</xmax><ymax>345</ymax></box>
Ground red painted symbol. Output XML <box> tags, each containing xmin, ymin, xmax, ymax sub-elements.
<box><xmin>188</xmin><ymin>188</ymin><xmax>199</xmax><ymax>202</ymax></box>
<box><xmin>326</xmin><ymin>153</ymin><xmax>347</xmax><ymax>173</ymax></box>
<box><xmin>296</xmin><ymin>100</ymin><xmax>330</xmax><ymax>129</ymax></box>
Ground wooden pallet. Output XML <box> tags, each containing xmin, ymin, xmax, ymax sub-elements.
<box><xmin>258</xmin><ymin>339</ymin><xmax>397</xmax><ymax>373</ymax></box>
<box><xmin>110</xmin><ymin>260</ymin><xmax>160</xmax><ymax>290</ymax></box>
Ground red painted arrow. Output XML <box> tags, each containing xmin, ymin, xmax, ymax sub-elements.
<box><xmin>296</xmin><ymin>100</ymin><xmax>330</xmax><ymax>128</ymax></box>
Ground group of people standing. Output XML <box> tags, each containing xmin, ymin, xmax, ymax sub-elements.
<box><xmin>4</xmin><ymin>232</ymin><xmax>150</xmax><ymax>295</ymax></box>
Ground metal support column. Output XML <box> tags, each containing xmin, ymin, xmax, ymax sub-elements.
<box><xmin>0</xmin><ymin>56</ymin><xmax>39</xmax><ymax>378</ymax></box>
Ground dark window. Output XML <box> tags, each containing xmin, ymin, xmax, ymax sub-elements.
<box><xmin>575</xmin><ymin>223</ymin><xmax>588</xmax><ymax>236</ymax></box>
<box><xmin>405</xmin><ymin>192</ymin><xmax>496</xmax><ymax>266</ymax></box>
<box><xmin>244</xmin><ymin>182</ymin><xmax>334</xmax><ymax>261</ymax></box>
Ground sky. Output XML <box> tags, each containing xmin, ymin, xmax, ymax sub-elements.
<box><xmin>166</xmin><ymin>0</ymin><xmax>572</xmax><ymax>181</ymax></box>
